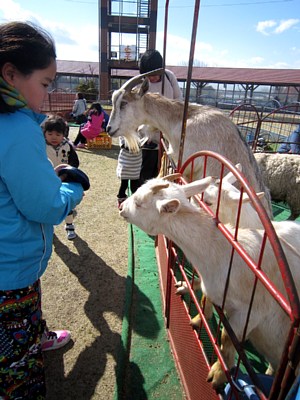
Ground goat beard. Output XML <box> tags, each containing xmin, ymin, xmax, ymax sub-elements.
<box><xmin>124</xmin><ymin>132</ymin><xmax>141</xmax><ymax>154</ymax></box>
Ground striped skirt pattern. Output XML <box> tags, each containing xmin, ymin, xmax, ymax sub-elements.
<box><xmin>116</xmin><ymin>148</ymin><xmax>142</xmax><ymax>180</ymax></box>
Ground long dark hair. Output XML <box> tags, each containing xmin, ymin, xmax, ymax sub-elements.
<box><xmin>89</xmin><ymin>102</ymin><xmax>103</xmax><ymax>115</ymax></box>
<box><xmin>0</xmin><ymin>21</ymin><xmax>56</xmax><ymax>113</ymax></box>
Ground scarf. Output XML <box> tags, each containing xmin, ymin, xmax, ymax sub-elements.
<box><xmin>0</xmin><ymin>77</ymin><xmax>27</xmax><ymax>108</ymax></box>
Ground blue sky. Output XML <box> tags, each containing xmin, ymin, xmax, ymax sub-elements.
<box><xmin>0</xmin><ymin>0</ymin><xmax>299</xmax><ymax>69</ymax></box>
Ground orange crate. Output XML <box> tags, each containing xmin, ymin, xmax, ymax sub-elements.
<box><xmin>86</xmin><ymin>133</ymin><xmax>112</xmax><ymax>149</ymax></box>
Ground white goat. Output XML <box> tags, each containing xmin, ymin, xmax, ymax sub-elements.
<box><xmin>106</xmin><ymin>72</ymin><xmax>272</xmax><ymax>216</ymax></box>
<box><xmin>203</xmin><ymin>164</ymin><xmax>265</xmax><ymax>229</ymax></box>
<box><xmin>119</xmin><ymin>177</ymin><xmax>300</xmax><ymax>389</ymax></box>
<box><xmin>175</xmin><ymin>165</ymin><xmax>265</xmax><ymax>324</ymax></box>
<box><xmin>179</xmin><ymin>167</ymin><xmax>300</xmax><ymax>327</ymax></box>
<box><xmin>254</xmin><ymin>152</ymin><xmax>300</xmax><ymax>220</ymax></box>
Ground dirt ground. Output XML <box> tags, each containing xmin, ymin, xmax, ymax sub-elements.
<box><xmin>42</xmin><ymin>127</ymin><xmax>129</xmax><ymax>399</ymax></box>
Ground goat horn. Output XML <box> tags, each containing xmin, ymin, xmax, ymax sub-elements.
<box><xmin>163</xmin><ymin>173</ymin><xmax>182</xmax><ymax>181</ymax></box>
<box><xmin>152</xmin><ymin>182</ymin><xmax>169</xmax><ymax>194</ymax></box>
<box><xmin>121</xmin><ymin>68</ymin><xmax>165</xmax><ymax>92</ymax></box>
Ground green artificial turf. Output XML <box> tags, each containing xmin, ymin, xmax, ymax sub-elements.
<box><xmin>115</xmin><ymin>201</ymin><xmax>297</xmax><ymax>399</ymax></box>
<box><xmin>114</xmin><ymin>225</ymin><xmax>184</xmax><ymax>400</ymax></box>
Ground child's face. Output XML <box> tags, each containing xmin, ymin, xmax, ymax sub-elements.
<box><xmin>45</xmin><ymin>130</ymin><xmax>64</xmax><ymax>147</ymax></box>
<box><xmin>7</xmin><ymin>59</ymin><xmax>56</xmax><ymax>112</ymax></box>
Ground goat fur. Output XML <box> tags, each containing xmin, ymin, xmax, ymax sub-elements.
<box><xmin>254</xmin><ymin>152</ymin><xmax>300</xmax><ymax>220</ymax></box>
<box><xmin>119</xmin><ymin>177</ymin><xmax>300</xmax><ymax>389</ymax></box>
<box><xmin>107</xmin><ymin>78</ymin><xmax>272</xmax><ymax>216</ymax></box>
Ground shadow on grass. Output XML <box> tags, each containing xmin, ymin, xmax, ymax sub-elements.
<box><xmin>44</xmin><ymin>234</ymin><xmax>159</xmax><ymax>400</ymax></box>
<box><xmin>75</xmin><ymin>144</ymin><xmax>120</xmax><ymax>161</ymax></box>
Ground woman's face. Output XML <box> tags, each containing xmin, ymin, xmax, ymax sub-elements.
<box><xmin>148</xmin><ymin>75</ymin><xmax>161</xmax><ymax>83</ymax></box>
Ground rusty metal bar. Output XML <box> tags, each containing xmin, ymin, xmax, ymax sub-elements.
<box><xmin>161</xmin><ymin>0</ymin><xmax>169</xmax><ymax>95</ymax></box>
<box><xmin>177</xmin><ymin>0</ymin><xmax>201</xmax><ymax>171</ymax></box>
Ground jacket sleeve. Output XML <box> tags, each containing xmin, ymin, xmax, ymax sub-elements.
<box><xmin>290</xmin><ymin>129</ymin><xmax>300</xmax><ymax>154</ymax></box>
<box><xmin>103</xmin><ymin>111</ymin><xmax>110</xmax><ymax>129</ymax></box>
<box><xmin>166</xmin><ymin>71</ymin><xmax>183</xmax><ymax>101</ymax></box>
<box><xmin>72</xmin><ymin>100</ymin><xmax>78</xmax><ymax>114</ymax></box>
<box><xmin>2</xmin><ymin>119</ymin><xmax>83</xmax><ymax>225</ymax></box>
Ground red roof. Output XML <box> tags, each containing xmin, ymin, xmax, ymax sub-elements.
<box><xmin>57</xmin><ymin>60</ymin><xmax>300</xmax><ymax>86</ymax></box>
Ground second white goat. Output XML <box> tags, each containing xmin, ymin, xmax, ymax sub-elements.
<box><xmin>119</xmin><ymin>177</ymin><xmax>300</xmax><ymax>390</ymax></box>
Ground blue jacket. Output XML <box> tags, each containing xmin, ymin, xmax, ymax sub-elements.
<box><xmin>278</xmin><ymin>125</ymin><xmax>300</xmax><ymax>154</ymax></box>
<box><xmin>0</xmin><ymin>108</ymin><xmax>84</xmax><ymax>290</ymax></box>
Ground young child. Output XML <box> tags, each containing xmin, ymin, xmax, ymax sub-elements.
<box><xmin>0</xmin><ymin>21</ymin><xmax>84</xmax><ymax>399</ymax></box>
<box><xmin>43</xmin><ymin>115</ymin><xmax>80</xmax><ymax>239</ymax></box>
<box><xmin>116</xmin><ymin>136</ymin><xmax>142</xmax><ymax>209</ymax></box>
<box><xmin>73</xmin><ymin>102</ymin><xmax>109</xmax><ymax>148</ymax></box>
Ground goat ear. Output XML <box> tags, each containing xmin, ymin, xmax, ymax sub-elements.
<box><xmin>227</xmin><ymin>190</ymin><xmax>265</xmax><ymax>204</ymax></box>
<box><xmin>158</xmin><ymin>199</ymin><xmax>180</xmax><ymax>214</ymax></box>
<box><xmin>163</xmin><ymin>173</ymin><xmax>182</xmax><ymax>181</ymax></box>
<box><xmin>151</xmin><ymin>182</ymin><xmax>169</xmax><ymax>194</ymax></box>
<box><xmin>256</xmin><ymin>192</ymin><xmax>265</xmax><ymax>200</ymax></box>
<box><xmin>182</xmin><ymin>176</ymin><xmax>214</xmax><ymax>198</ymax></box>
<box><xmin>223</xmin><ymin>164</ymin><xmax>242</xmax><ymax>185</ymax></box>
<box><xmin>137</xmin><ymin>79</ymin><xmax>149</xmax><ymax>97</ymax></box>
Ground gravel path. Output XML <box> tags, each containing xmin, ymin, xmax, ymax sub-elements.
<box><xmin>42</xmin><ymin>128</ymin><xmax>128</xmax><ymax>399</ymax></box>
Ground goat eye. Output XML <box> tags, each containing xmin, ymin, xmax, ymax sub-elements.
<box><xmin>134</xmin><ymin>200</ymin><xmax>142</xmax><ymax>208</ymax></box>
<box><xmin>120</xmin><ymin>101</ymin><xmax>127</xmax><ymax>109</ymax></box>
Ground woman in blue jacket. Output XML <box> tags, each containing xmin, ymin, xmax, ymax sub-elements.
<box><xmin>0</xmin><ymin>22</ymin><xmax>84</xmax><ymax>399</ymax></box>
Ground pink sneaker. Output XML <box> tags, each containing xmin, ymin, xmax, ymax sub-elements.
<box><xmin>117</xmin><ymin>196</ymin><xmax>127</xmax><ymax>210</ymax></box>
<box><xmin>41</xmin><ymin>330</ymin><xmax>71</xmax><ymax>351</ymax></box>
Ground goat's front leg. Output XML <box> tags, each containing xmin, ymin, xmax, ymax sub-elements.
<box><xmin>175</xmin><ymin>279</ymin><xmax>213</xmax><ymax>325</ymax></box>
<box><xmin>190</xmin><ymin>296</ymin><xmax>213</xmax><ymax>327</ymax></box>
<box><xmin>175</xmin><ymin>279</ymin><xmax>201</xmax><ymax>295</ymax></box>
<box><xmin>207</xmin><ymin>327</ymin><xmax>235</xmax><ymax>389</ymax></box>
<box><xmin>207</xmin><ymin>310</ymin><xmax>250</xmax><ymax>389</ymax></box>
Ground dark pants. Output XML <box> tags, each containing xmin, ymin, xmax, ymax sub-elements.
<box><xmin>140</xmin><ymin>149</ymin><xmax>159</xmax><ymax>184</ymax></box>
<box><xmin>73</xmin><ymin>126</ymin><xmax>87</xmax><ymax>145</ymax></box>
<box><xmin>117</xmin><ymin>179</ymin><xmax>141</xmax><ymax>199</ymax></box>
<box><xmin>75</xmin><ymin>114</ymin><xmax>87</xmax><ymax>125</ymax></box>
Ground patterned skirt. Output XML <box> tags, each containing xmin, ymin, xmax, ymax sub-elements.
<box><xmin>0</xmin><ymin>280</ymin><xmax>46</xmax><ymax>399</ymax></box>
<box><xmin>116</xmin><ymin>147</ymin><xmax>142</xmax><ymax>180</ymax></box>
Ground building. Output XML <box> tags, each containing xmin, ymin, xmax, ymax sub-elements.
<box><xmin>98</xmin><ymin>0</ymin><xmax>157</xmax><ymax>100</ymax></box>
<box><xmin>53</xmin><ymin>60</ymin><xmax>300</xmax><ymax>108</ymax></box>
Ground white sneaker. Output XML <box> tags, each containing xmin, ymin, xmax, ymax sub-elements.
<box><xmin>65</xmin><ymin>223</ymin><xmax>77</xmax><ymax>240</ymax></box>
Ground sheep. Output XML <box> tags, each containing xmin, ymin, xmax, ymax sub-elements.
<box><xmin>106</xmin><ymin>71</ymin><xmax>272</xmax><ymax>217</ymax></box>
<box><xmin>254</xmin><ymin>152</ymin><xmax>300</xmax><ymax>220</ymax></box>
<box><xmin>119</xmin><ymin>176</ymin><xmax>300</xmax><ymax>390</ymax></box>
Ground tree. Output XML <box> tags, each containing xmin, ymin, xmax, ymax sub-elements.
<box><xmin>76</xmin><ymin>78</ymin><xmax>98</xmax><ymax>101</ymax></box>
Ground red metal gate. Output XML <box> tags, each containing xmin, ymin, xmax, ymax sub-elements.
<box><xmin>155</xmin><ymin>150</ymin><xmax>300</xmax><ymax>400</ymax></box>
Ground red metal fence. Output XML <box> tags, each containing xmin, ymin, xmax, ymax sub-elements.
<box><xmin>156</xmin><ymin>150</ymin><xmax>300</xmax><ymax>399</ymax></box>
<box><xmin>41</xmin><ymin>91</ymin><xmax>75</xmax><ymax>119</ymax></box>
<box><xmin>230</xmin><ymin>103</ymin><xmax>300</xmax><ymax>152</ymax></box>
